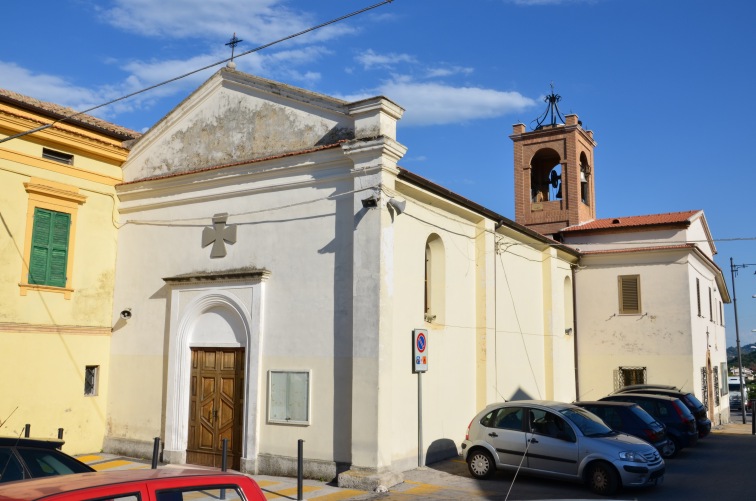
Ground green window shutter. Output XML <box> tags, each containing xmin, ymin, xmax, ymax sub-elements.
<box><xmin>28</xmin><ymin>208</ymin><xmax>70</xmax><ymax>287</ymax></box>
<box><xmin>28</xmin><ymin>209</ymin><xmax>52</xmax><ymax>284</ymax></box>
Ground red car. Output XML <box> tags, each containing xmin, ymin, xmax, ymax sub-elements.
<box><xmin>0</xmin><ymin>468</ymin><xmax>266</xmax><ymax>501</ymax></box>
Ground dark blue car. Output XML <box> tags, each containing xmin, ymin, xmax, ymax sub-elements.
<box><xmin>600</xmin><ymin>393</ymin><xmax>698</xmax><ymax>457</ymax></box>
<box><xmin>0</xmin><ymin>437</ymin><xmax>94</xmax><ymax>483</ymax></box>
<box><xmin>614</xmin><ymin>386</ymin><xmax>711</xmax><ymax>438</ymax></box>
<box><xmin>576</xmin><ymin>401</ymin><xmax>674</xmax><ymax>457</ymax></box>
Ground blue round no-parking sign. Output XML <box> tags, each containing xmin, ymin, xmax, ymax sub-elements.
<box><xmin>416</xmin><ymin>332</ymin><xmax>426</xmax><ymax>352</ymax></box>
<box><xmin>413</xmin><ymin>329</ymin><xmax>428</xmax><ymax>372</ymax></box>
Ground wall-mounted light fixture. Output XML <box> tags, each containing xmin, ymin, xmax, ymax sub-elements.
<box><xmin>120</xmin><ymin>308</ymin><xmax>132</xmax><ymax>320</ymax></box>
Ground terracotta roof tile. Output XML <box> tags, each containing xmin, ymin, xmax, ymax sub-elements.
<box><xmin>0</xmin><ymin>88</ymin><xmax>141</xmax><ymax>140</ymax></box>
<box><xmin>561</xmin><ymin>210</ymin><xmax>701</xmax><ymax>233</ymax></box>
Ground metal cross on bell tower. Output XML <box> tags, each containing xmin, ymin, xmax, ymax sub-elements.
<box><xmin>532</xmin><ymin>82</ymin><xmax>567</xmax><ymax>130</ymax></box>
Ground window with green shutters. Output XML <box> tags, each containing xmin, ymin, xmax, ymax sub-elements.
<box><xmin>28</xmin><ymin>208</ymin><xmax>70</xmax><ymax>287</ymax></box>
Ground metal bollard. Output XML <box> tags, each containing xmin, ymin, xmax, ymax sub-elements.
<box><xmin>221</xmin><ymin>438</ymin><xmax>228</xmax><ymax>472</ymax></box>
<box><xmin>297</xmin><ymin>439</ymin><xmax>304</xmax><ymax>501</ymax></box>
<box><xmin>58</xmin><ymin>428</ymin><xmax>64</xmax><ymax>440</ymax></box>
<box><xmin>151</xmin><ymin>437</ymin><xmax>160</xmax><ymax>469</ymax></box>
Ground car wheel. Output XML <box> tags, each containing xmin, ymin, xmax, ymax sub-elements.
<box><xmin>467</xmin><ymin>449</ymin><xmax>495</xmax><ymax>479</ymax></box>
<box><xmin>587</xmin><ymin>461</ymin><xmax>619</xmax><ymax>496</ymax></box>
<box><xmin>662</xmin><ymin>439</ymin><xmax>678</xmax><ymax>458</ymax></box>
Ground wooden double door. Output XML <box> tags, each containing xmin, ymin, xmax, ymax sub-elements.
<box><xmin>187</xmin><ymin>348</ymin><xmax>245</xmax><ymax>469</ymax></box>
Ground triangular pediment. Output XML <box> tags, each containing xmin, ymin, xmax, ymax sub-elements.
<box><xmin>123</xmin><ymin>68</ymin><xmax>359</xmax><ymax>182</ymax></box>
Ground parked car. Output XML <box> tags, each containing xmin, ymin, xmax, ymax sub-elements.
<box><xmin>615</xmin><ymin>386</ymin><xmax>711</xmax><ymax>437</ymax></box>
<box><xmin>575</xmin><ymin>401</ymin><xmax>675</xmax><ymax>458</ymax></box>
<box><xmin>0</xmin><ymin>468</ymin><xmax>266</xmax><ymax>501</ymax></box>
<box><xmin>617</xmin><ymin>384</ymin><xmax>679</xmax><ymax>392</ymax></box>
<box><xmin>0</xmin><ymin>437</ymin><xmax>94</xmax><ymax>484</ymax></box>
<box><xmin>600</xmin><ymin>393</ymin><xmax>698</xmax><ymax>457</ymax></box>
<box><xmin>461</xmin><ymin>400</ymin><xmax>665</xmax><ymax>496</ymax></box>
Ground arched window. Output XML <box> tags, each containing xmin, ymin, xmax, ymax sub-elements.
<box><xmin>424</xmin><ymin>234</ymin><xmax>445</xmax><ymax>324</ymax></box>
<box><xmin>580</xmin><ymin>152</ymin><xmax>590</xmax><ymax>205</ymax></box>
<box><xmin>530</xmin><ymin>148</ymin><xmax>562</xmax><ymax>202</ymax></box>
<box><xmin>564</xmin><ymin>276</ymin><xmax>574</xmax><ymax>336</ymax></box>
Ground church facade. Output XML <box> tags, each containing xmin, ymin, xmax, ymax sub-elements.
<box><xmin>104</xmin><ymin>67</ymin><xmax>579</xmax><ymax>486</ymax></box>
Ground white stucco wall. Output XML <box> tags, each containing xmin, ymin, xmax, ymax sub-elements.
<box><xmin>388</xmin><ymin>189</ymin><xmax>479</xmax><ymax>471</ymax></box>
<box><xmin>384</xmin><ymin>185</ymin><xmax>578</xmax><ymax>471</ymax></box>
<box><xmin>574</xmin><ymin>248</ymin><xmax>729</xmax><ymax>421</ymax></box>
<box><xmin>494</xmin><ymin>237</ymin><xmax>576</xmax><ymax>404</ymax></box>
<box><xmin>109</xmin><ymin>149</ymin><xmax>358</xmax><ymax>462</ymax></box>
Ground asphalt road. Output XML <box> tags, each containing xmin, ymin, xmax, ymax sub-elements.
<box><xmin>355</xmin><ymin>421</ymin><xmax>756</xmax><ymax>500</ymax></box>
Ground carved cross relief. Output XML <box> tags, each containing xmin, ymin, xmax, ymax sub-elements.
<box><xmin>202</xmin><ymin>213</ymin><xmax>237</xmax><ymax>258</ymax></box>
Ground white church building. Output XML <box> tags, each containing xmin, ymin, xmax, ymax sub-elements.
<box><xmin>105</xmin><ymin>67</ymin><xmax>580</xmax><ymax>487</ymax></box>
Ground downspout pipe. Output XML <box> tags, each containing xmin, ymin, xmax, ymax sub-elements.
<box><xmin>572</xmin><ymin>264</ymin><xmax>580</xmax><ymax>399</ymax></box>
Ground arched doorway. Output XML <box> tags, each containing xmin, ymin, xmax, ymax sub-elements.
<box><xmin>162</xmin><ymin>271</ymin><xmax>268</xmax><ymax>474</ymax></box>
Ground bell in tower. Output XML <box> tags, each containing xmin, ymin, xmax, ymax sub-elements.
<box><xmin>510</xmin><ymin>87</ymin><xmax>597</xmax><ymax>239</ymax></box>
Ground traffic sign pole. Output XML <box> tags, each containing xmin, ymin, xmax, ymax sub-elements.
<box><xmin>413</xmin><ymin>329</ymin><xmax>428</xmax><ymax>467</ymax></box>
<box><xmin>418</xmin><ymin>370</ymin><xmax>423</xmax><ymax>467</ymax></box>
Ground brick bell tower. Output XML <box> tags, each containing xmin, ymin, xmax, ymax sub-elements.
<box><xmin>511</xmin><ymin>89</ymin><xmax>597</xmax><ymax>239</ymax></box>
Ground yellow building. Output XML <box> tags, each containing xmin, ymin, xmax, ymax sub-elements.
<box><xmin>0</xmin><ymin>90</ymin><xmax>139</xmax><ymax>454</ymax></box>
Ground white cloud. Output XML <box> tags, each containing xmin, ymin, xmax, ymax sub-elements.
<box><xmin>0</xmin><ymin>56</ymin><xmax>219</xmax><ymax>121</ymax></box>
<box><xmin>119</xmin><ymin>44</ymin><xmax>329</xmax><ymax>91</ymax></box>
<box><xmin>339</xmin><ymin>80</ymin><xmax>537</xmax><ymax>127</ymax></box>
<box><xmin>0</xmin><ymin>62</ymin><xmax>119</xmax><ymax>116</ymax></box>
<box><xmin>97</xmin><ymin>0</ymin><xmax>355</xmax><ymax>44</ymax></box>
<box><xmin>1</xmin><ymin>34</ymin><xmax>335</xmax><ymax>125</ymax></box>
<box><xmin>121</xmin><ymin>53</ymin><xmax>225</xmax><ymax>91</ymax></box>
<box><xmin>380</xmin><ymin>81</ymin><xmax>537</xmax><ymax>126</ymax></box>
<box><xmin>425</xmin><ymin>66</ymin><xmax>474</xmax><ymax>78</ymax></box>
<box><xmin>355</xmin><ymin>50</ymin><xmax>417</xmax><ymax>70</ymax></box>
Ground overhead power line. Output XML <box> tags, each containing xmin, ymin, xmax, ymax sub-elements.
<box><xmin>0</xmin><ymin>0</ymin><xmax>395</xmax><ymax>145</ymax></box>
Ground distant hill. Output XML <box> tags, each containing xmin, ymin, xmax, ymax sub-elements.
<box><xmin>727</xmin><ymin>343</ymin><xmax>756</xmax><ymax>370</ymax></box>
<box><xmin>727</xmin><ymin>343</ymin><xmax>756</xmax><ymax>358</ymax></box>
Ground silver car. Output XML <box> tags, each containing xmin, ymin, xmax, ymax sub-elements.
<box><xmin>461</xmin><ymin>400</ymin><xmax>665</xmax><ymax>495</ymax></box>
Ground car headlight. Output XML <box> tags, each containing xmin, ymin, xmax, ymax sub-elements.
<box><xmin>618</xmin><ymin>451</ymin><xmax>648</xmax><ymax>463</ymax></box>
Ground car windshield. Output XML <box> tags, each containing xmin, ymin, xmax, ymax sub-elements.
<box><xmin>0</xmin><ymin>449</ymin><xmax>25</xmax><ymax>483</ymax></box>
<box><xmin>560</xmin><ymin>407</ymin><xmax>616</xmax><ymax>437</ymax></box>
<box><xmin>16</xmin><ymin>448</ymin><xmax>91</xmax><ymax>477</ymax></box>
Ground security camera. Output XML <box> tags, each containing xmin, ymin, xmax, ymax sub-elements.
<box><xmin>120</xmin><ymin>308</ymin><xmax>132</xmax><ymax>320</ymax></box>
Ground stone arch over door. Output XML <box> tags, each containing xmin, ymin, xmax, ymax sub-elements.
<box><xmin>162</xmin><ymin>271</ymin><xmax>268</xmax><ymax>473</ymax></box>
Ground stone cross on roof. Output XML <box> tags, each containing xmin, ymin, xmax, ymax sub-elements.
<box><xmin>202</xmin><ymin>213</ymin><xmax>237</xmax><ymax>258</ymax></box>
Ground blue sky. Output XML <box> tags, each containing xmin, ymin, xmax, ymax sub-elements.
<box><xmin>3</xmin><ymin>0</ymin><xmax>755</xmax><ymax>346</ymax></box>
